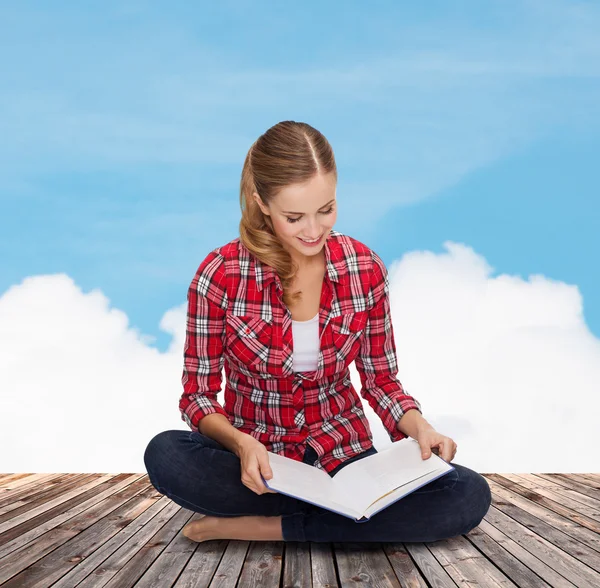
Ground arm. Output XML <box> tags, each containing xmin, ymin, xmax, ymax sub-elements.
<box><xmin>179</xmin><ymin>250</ymin><xmax>232</xmax><ymax>434</ymax></box>
<box><xmin>396</xmin><ymin>406</ymin><xmax>434</xmax><ymax>439</ymax></box>
<box><xmin>198</xmin><ymin>413</ymin><xmax>247</xmax><ymax>456</ymax></box>
<box><xmin>355</xmin><ymin>250</ymin><xmax>431</xmax><ymax>442</ymax></box>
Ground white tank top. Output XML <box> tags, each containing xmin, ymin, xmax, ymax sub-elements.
<box><xmin>291</xmin><ymin>312</ymin><xmax>319</xmax><ymax>372</ymax></box>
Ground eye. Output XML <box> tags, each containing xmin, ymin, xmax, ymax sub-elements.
<box><xmin>286</xmin><ymin>207</ymin><xmax>334</xmax><ymax>224</ymax></box>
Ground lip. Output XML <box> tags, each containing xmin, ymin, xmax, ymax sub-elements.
<box><xmin>297</xmin><ymin>234</ymin><xmax>323</xmax><ymax>247</ymax></box>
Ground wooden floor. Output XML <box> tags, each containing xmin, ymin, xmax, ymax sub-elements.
<box><xmin>0</xmin><ymin>472</ymin><xmax>599</xmax><ymax>587</ymax></box>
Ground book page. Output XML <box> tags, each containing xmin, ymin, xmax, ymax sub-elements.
<box><xmin>263</xmin><ymin>451</ymin><xmax>360</xmax><ymax>516</ymax></box>
<box><xmin>331</xmin><ymin>439</ymin><xmax>447</xmax><ymax>512</ymax></box>
<box><xmin>263</xmin><ymin>450</ymin><xmax>362</xmax><ymax>519</ymax></box>
<box><xmin>362</xmin><ymin>465</ymin><xmax>454</xmax><ymax>519</ymax></box>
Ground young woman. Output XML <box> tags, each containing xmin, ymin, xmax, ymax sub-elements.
<box><xmin>144</xmin><ymin>121</ymin><xmax>491</xmax><ymax>543</ymax></box>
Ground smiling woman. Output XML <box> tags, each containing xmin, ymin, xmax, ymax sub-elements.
<box><xmin>252</xmin><ymin>172</ymin><xmax>337</xmax><ymax>272</ymax></box>
<box><xmin>143</xmin><ymin>120</ymin><xmax>490</xmax><ymax>545</ymax></box>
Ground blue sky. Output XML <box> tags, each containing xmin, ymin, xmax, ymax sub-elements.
<box><xmin>1</xmin><ymin>0</ymin><xmax>599</xmax><ymax>354</ymax></box>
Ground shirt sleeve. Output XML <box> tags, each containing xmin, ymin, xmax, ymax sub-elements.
<box><xmin>355</xmin><ymin>250</ymin><xmax>423</xmax><ymax>442</ymax></box>
<box><xmin>179</xmin><ymin>249</ymin><xmax>230</xmax><ymax>432</ymax></box>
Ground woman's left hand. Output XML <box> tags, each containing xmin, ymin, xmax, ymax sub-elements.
<box><xmin>416</xmin><ymin>426</ymin><xmax>457</xmax><ymax>462</ymax></box>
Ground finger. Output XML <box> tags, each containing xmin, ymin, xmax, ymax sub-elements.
<box><xmin>420</xmin><ymin>439</ymin><xmax>435</xmax><ymax>459</ymax></box>
<box><xmin>438</xmin><ymin>441</ymin><xmax>451</xmax><ymax>462</ymax></box>
<box><xmin>243</xmin><ymin>464</ymin><xmax>263</xmax><ymax>494</ymax></box>
<box><xmin>249</xmin><ymin>469</ymin><xmax>266</xmax><ymax>494</ymax></box>
<box><xmin>241</xmin><ymin>474</ymin><xmax>256</xmax><ymax>494</ymax></box>
<box><xmin>260</xmin><ymin>457</ymin><xmax>273</xmax><ymax>484</ymax></box>
<box><xmin>259</xmin><ymin>455</ymin><xmax>277</xmax><ymax>493</ymax></box>
<box><xmin>450</xmin><ymin>444</ymin><xmax>458</xmax><ymax>462</ymax></box>
<box><xmin>260</xmin><ymin>472</ymin><xmax>277</xmax><ymax>493</ymax></box>
<box><xmin>433</xmin><ymin>442</ymin><xmax>449</xmax><ymax>461</ymax></box>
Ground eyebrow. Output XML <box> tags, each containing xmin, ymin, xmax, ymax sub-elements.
<box><xmin>282</xmin><ymin>199</ymin><xmax>336</xmax><ymax>215</ymax></box>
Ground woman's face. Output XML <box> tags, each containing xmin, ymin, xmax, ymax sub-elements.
<box><xmin>253</xmin><ymin>172</ymin><xmax>337</xmax><ymax>266</ymax></box>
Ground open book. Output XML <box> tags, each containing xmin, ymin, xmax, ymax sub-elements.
<box><xmin>262</xmin><ymin>438</ymin><xmax>455</xmax><ymax>522</ymax></box>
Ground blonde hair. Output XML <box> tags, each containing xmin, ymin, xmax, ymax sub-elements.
<box><xmin>239</xmin><ymin>121</ymin><xmax>337</xmax><ymax>308</ymax></box>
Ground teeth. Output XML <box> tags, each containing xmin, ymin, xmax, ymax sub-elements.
<box><xmin>301</xmin><ymin>236</ymin><xmax>321</xmax><ymax>243</ymax></box>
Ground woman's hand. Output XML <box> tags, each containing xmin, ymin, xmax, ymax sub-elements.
<box><xmin>416</xmin><ymin>425</ymin><xmax>457</xmax><ymax>463</ymax></box>
<box><xmin>236</xmin><ymin>435</ymin><xmax>278</xmax><ymax>495</ymax></box>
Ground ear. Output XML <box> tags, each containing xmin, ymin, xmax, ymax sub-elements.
<box><xmin>253</xmin><ymin>192</ymin><xmax>270</xmax><ymax>216</ymax></box>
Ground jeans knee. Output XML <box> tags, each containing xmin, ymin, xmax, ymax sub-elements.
<box><xmin>143</xmin><ymin>430</ymin><xmax>181</xmax><ymax>483</ymax></box>
<box><xmin>463</xmin><ymin>473</ymin><xmax>492</xmax><ymax>532</ymax></box>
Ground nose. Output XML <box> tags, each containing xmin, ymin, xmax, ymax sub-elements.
<box><xmin>305</xmin><ymin>217</ymin><xmax>321</xmax><ymax>238</ymax></box>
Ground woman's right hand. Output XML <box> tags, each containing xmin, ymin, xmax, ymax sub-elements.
<box><xmin>236</xmin><ymin>435</ymin><xmax>277</xmax><ymax>495</ymax></box>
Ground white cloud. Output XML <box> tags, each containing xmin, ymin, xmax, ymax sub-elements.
<box><xmin>363</xmin><ymin>241</ymin><xmax>600</xmax><ymax>473</ymax></box>
<box><xmin>0</xmin><ymin>274</ymin><xmax>185</xmax><ymax>473</ymax></box>
<box><xmin>1</xmin><ymin>242</ymin><xmax>599</xmax><ymax>473</ymax></box>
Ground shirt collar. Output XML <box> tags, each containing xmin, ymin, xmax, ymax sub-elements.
<box><xmin>254</xmin><ymin>229</ymin><xmax>348</xmax><ymax>292</ymax></box>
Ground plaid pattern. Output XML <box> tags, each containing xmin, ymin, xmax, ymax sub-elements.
<box><xmin>179</xmin><ymin>229</ymin><xmax>423</xmax><ymax>474</ymax></box>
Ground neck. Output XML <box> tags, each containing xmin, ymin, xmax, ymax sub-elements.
<box><xmin>291</xmin><ymin>250</ymin><xmax>325</xmax><ymax>272</ymax></box>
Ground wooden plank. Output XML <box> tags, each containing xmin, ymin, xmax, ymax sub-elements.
<box><xmin>483</xmin><ymin>504</ymin><xmax>600</xmax><ymax>588</ymax></box>
<box><xmin>477</xmin><ymin>518</ymin><xmax>576</xmax><ymax>587</ymax></box>
<box><xmin>282</xmin><ymin>541</ymin><xmax>311</xmax><ymax>588</ymax></box>
<box><xmin>0</xmin><ymin>474</ymin><xmax>114</xmax><ymax>535</ymax></box>
<box><xmin>0</xmin><ymin>472</ymin><xmax>64</xmax><ymax>495</ymax></box>
<box><xmin>51</xmin><ymin>495</ymin><xmax>173</xmax><ymax>587</ymax></box>
<box><xmin>0</xmin><ymin>476</ymin><xmax>109</xmax><ymax>535</ymax></box>
<box><xmin>0</xmin><ymin>474</ymin><xmax>142</xmax><ymax>559</ymax></box>
<box><xmin>0</xmin><ymin>474</ymin><xmax>75</xmax><ymax>515</ymax></box>
<box><xmin>534</xmin><ymin>474</ymin><xmax>600</xmax><ymax>502</ymax></box>
<box><xmin>0</xmin><ymin>473</ymin><xmax>98</xmax><ymax>522</ymax></box>
<box><xmin>334</xmin><ymin>542</ymin><xmax>401</xmax><ymax>588</ymax></box>
<box><xmin>524</xmin><ymin>474</ymin><xmax>600</xmax><ymax>508</ymax></box>
<box><xmin>236</xmin><ymin>541</ymin><xmax>284</xmax><ymax>588</ymax></box>
<box><xmin>100</xmin><ymin>506</ymin><xmax>193</xmax><ymax>588</ymax></box>
<box><xmin>0</xmin><ymin>473</ymin><xmax>36</xmax><ymax>486</ymax></box>
<box><xmin>134</xmin><ymin>510</ymin><xmax>203</xmax><ymax>587</ymax></box>
<box><xmin>75</xmin><ymin>501</ymin><xmax>187</xmax><ymax>588</ymax></box>
<box><xmin>512</xmin><ymin>474</ymin><xmax>600</xmax><ymax>520</ymax></box>
<box><xmin>22</xmin><ymin>489</ymin><xmax>169</xmax><ymax>588</ymax></box>
<box><xmin>486</xmin><ymin>474</ymin><xmax>600</xmax><ymax>533</ymax></box>
<box><xmin>382</xmin><ymin>543</ymin><xmax>429</xmax><ymax>587</ymax></box>
<box><xmin>428</xmin><ymin>534</ymin><xmax>517</xmax><ymax>587</ymax></box>
<box><xmin>486</xmin><ymin>480</ymin><xmax>600</xmax><ymax>573</ymax></box>
<box><xmin>205</xmin><ymin>540</ymin><xmax>250</xmax><ymax>588</ymax></box>
<box><xmin>0</xmin><ymin>473</ymin><xmax>62</xmax><ymax>497</ymax></box>
<box><xmin>0</xmin><ymin>477</ymin><xmax>151</xmax><ymax>586</ymax></box>
<box><xmin>562</xmin><ymin>474</ymin><xmax>600</xmax><ymax>490</ymax></box>
<box><xmin>465</xmin><ymin>525</ymin><xmax>553</xmax><ymax>587</ymax></box>
<box><xmin>0</xmin><ymin>472</ymin><xmax>597</xmax><ymax>588</ymax></box>
<box><xmin>310</xmin><ymin>542</ymin><xmax>339</xmax><ymax>588</ymax></box>
<box><xmin>403</xmin><ymin>543</ymin><xmax>458</xmax><ymax>587</ymax></box>
<box><xmin>171</xmin><ymin>537</ymin><xmax>230</xmax><ymax>588</ymax></box>
<box><xmin>485</xmin><ymin>476</ymin><xmax>600</xmax><ymax>554</ymax></box>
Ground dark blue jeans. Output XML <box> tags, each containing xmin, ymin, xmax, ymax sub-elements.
<box><xmin>144</xmin><ymin>429</ymin><xmax>491</xmax><ymax>543</ymax></box>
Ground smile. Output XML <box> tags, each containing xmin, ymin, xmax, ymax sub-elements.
<box><xmin>297</xmin><ymin>234</ymin><xmax>324</xmax><ymax>247</ymax></box>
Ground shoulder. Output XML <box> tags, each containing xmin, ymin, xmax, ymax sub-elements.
<box><xmin>328</xmin><ymin>229</ymin><xmax>386</xmax><ymax>284</ymax></box>
<box><xmin>194</xmin><ymin>236</ymin><xmax>243</xmax><ymax>276</ymax></box>
<box><xmin>189</xmin><ymin>237</ymin><xmax>243</xmax><ymax>305</ymax></box>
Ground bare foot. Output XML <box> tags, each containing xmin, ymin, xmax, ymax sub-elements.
<box><xmin>182</xmin><ymin>515</ymin><xmax>284</xmax><ymax>542</ymax></box>
<box><xmin>182</xmin><ymin>516</ymin><xmax>218</xmax><ymax>542</ymax></box>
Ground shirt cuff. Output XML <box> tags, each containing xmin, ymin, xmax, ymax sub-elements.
<box><xmin>380</xmin><ymin>396</ymin><xmax>423</xmax><ymax>442</ymax></box>
<box><xmin>181</xmin><ymin>395</ymin><xmax>229</xmax><ymax>433</ymax></box>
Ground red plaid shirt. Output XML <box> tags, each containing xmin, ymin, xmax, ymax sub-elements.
<box><xmin>179</xmin><ymin>229</ymin><xmax>423</xmax><ymax>474</ymax></box>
